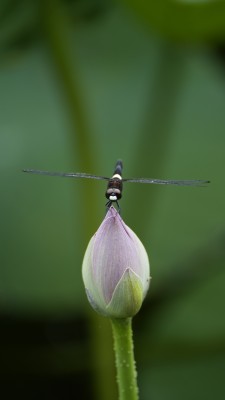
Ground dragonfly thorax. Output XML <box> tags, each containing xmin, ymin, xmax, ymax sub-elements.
<box><xmin>105</xmin><ymin>177</ymin><xmax>123</xmax><ymax>202</ymax></box>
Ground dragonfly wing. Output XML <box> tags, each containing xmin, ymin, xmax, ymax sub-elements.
<box><xmin>23</xmin><ymin>169</ymin><xmax>109</xmax><ymax>181</ymax></box>
<box><xmin>123</xmin><ymin>178</ymin><xmax>210</xmax><ymax>186</ymax></box>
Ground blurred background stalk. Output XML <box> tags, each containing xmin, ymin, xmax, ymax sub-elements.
<box><xmin>133</xmin><ymin>43</ymin><xmax>185</xmax><ymax>234</ymax></box>
<box><xmin>38</xmin><ymin>1</ymin><xmax>116</xmax><ymax>399</ymax></box>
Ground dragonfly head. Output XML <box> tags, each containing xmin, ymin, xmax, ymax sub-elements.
<box><xmin>105</xmin><ymin>188</ymin><xmax>122</xmax><ymax>202</ymax></box>
<box><xmin>105</xmin><ymin>177</ymin><xmax>123</xmax><ymax>202</ymax></box>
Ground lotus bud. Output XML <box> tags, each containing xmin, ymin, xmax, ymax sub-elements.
<box><xmin>82</xmin><ymin>207</ymin><xmax>150</xmax><ymax>318</ymax></box>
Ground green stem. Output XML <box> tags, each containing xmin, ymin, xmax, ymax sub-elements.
<box><xmin>111</xmin><ymin>318</ymin><xmax>139</xmax><ymax>400</ymax></box>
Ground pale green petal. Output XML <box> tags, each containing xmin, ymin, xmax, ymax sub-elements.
<box><xmin>133</xmin><ymin>233</ymin><xmax>150</xmax><ymax>298</ymax></box>
<box><xmin>82</xmin><ymin>236</ymin><xmax>106</xmax><ymax>313</ymax></box>
<box><xmin>106</xmin><ymin>268</ymin><xmax>143</xmax><ymax>318</ymax></box>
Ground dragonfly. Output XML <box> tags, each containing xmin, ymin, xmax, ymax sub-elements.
<box><xmin>23</xmin><ymin>160</ymin><xmax>210</xmax><ymax>212</ymax></box>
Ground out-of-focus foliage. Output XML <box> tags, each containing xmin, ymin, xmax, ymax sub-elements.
<box><xmin>121</xmin><ymin>0</ymin><xmax>225</xmax><ymax>41</ymax></box>
<box><xmin>0</xmin><ymin>0</ymin><xmax>225</xmax><ymax>399</ymax></box>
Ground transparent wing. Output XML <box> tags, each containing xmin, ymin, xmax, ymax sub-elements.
<box><xmin>23</xmin><ymin>169</ymin><xmax>210</xmax><ymax>186</ymax></box>
<box><xmin>23</xmin><ymin>169</ymin><xmax>109</xmax><ymax>181</ymax></box>
<box><xmin>122</xmin><ymin>177</ymin><xmax>210</xmax><ymax>186</ymax></box>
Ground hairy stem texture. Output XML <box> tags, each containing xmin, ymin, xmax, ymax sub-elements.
<box><xmin>111</xmin><ymin>318</ymin><xmax>139</xmax><ymax>400</ymax></box>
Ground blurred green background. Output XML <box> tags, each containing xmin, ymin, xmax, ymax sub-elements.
<box><xmin>1</xmin><ymin>0</ymin><xmax>225</xmax><ymax>399</ymax></box>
